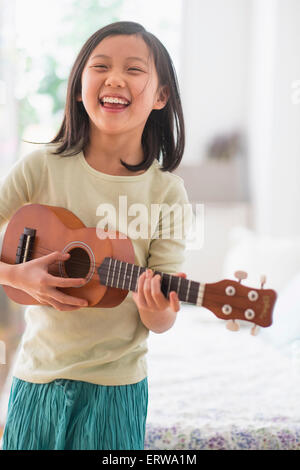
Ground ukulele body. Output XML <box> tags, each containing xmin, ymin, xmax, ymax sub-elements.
<box><xmin>0</xmin><ymin>204</ymin><xmax>135</xmax><ymax>307</ymax></box>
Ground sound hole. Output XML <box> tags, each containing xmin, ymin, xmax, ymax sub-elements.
<box><xmin>64</xmin><ymin>247</ymin><xmax>90</xmax><ymax>278</ymax></box>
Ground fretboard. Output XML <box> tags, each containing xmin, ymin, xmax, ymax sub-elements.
<box><xmin>97</xmin><ymin>257</ymin><xmax>203</xmax><ymax>306</ymax></box>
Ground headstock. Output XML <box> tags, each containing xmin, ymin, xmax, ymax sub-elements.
<box><xmin>203</xmin><ymin>271</ymin><xmax>277</xmax><ymax>335</ymax></box>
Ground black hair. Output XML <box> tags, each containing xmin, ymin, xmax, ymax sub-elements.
<box><xmin>26</xmin><ymin>21</ymin><xmax>185</xmax><ymax>173</ymax></box>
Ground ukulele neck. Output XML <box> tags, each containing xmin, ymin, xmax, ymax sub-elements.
<box><xmin>97</xmin><ymin>257</ymin><xmax>204</xmax><ymax>306</ymax></box>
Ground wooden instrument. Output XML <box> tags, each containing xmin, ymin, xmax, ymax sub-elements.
<box><xmin>0</xmin><ymin>204</ymin><xmax>277</xmax><ymax>334</ymax></box>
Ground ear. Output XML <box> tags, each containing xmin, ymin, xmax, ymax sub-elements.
<box><xmin>153</xmin><ymin>85</ymin><xmax>170</xmax><ymax>110</ymax></box>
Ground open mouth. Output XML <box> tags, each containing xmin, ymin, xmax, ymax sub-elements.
<box><xmin>99</xmin><ymin>99</ymin><xmax>131</xmax><ymax>109</ymax></box>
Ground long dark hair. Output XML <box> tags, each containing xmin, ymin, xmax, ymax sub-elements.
<box><xmin>27</xmin><ymin>21</ymin><xmax>185</xmax><ymax>173</ymax></box>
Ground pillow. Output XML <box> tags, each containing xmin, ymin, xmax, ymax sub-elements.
<box><xmin>259</xmin><ymin>270</ymin><xmax>300</xmax><ymax>349</ymax></box>
<box><xmin>222</xmin><ymin>226</ymin><xmax>300</xmax><ymax>292</ymax></box>
<box><xmin>222</xmin><ymin>226</ymin><xmax>300</xmax><ymax>350</ymax></box>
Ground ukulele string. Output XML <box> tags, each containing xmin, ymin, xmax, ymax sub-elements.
<box><xmin>27</xmin><ymin>246</ymin><xmax>99</xmax><ymax>282</ymax></box>
<box><xmin>23</xmin><ymin>246</ymin><xmax>247</xmax><ymax>301</ymax></box>
<box><xmin>33</xmin><ymin>245</ymin><xmax>144</xmax><ymax>286</ymax></box>
<box><xmin>30</xmin><ymin>245</ymin><xmax>219</xmax><ymax>297</ymax></box>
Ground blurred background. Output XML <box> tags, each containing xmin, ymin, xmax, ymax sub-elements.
<box><xmin>1</xmin><ymin>0</ymin><xmax>300</xmax><ymax>445</ymax></box>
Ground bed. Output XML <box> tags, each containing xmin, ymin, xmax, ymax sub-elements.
<box><xmin>145</xmin><ymin>223</ymin><xmax>300</xmax><ymax>451</ymax></box>
<box><xmin>145</xmin><ymin>303</ymin><xmax>300</xmax><ymax>450</ymax></box>
<box><xmin>1</xmin><ymin>303</ymin><xmax>299</xmax><ymax>451</ymax></box>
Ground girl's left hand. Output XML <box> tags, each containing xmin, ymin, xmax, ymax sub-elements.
<box><xmin>132</xmin><ymin>268</ymin><xmax>187</xmax><ymax>314</ymax></box>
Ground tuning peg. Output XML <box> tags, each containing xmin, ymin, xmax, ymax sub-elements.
<box><xmin>250</xmin><ymin>324</ymin><xmax>260</xmax><ymax>336</ymax></box>
<box><xmin>234</xmin><ymin>270</ymin><xmax>248</xmax><ymax>283</ymax></box>
<box><xmin>260</xmin><ymin>275</ymin><xmax>266</xmax><ymax>289</ymax></box>
<box><xmin>226</xmin><ymin>319</ymin><xmax>240</xmax><ymax>332</ymax></box>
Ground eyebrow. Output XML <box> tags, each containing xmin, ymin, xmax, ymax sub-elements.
<box><xmin>90</xmin><ymin>54</ymin><xmax>148</xmax><ymax>66</ymax></box>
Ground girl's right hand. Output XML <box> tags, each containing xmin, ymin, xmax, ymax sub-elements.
<box><xmin>10</xmin><ymin>251</ymin><xmax>88</xmax><ymax>311</ymax></box>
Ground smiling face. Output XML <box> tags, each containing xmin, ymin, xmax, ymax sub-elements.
<box><xmin>77</xmin><ymin>34</ymin><xmax>169</xmax><ymax>137</ymax></box>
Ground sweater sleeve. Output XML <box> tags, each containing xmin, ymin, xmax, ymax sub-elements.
<box><xmin>0</xmin><ymin>148</ymin><xmax>45</xmax><ymax>233</ymax></box>
<box><xmin>146</xmin><ymin>178</ymin><xmax>193</xmax><ymax>275</ymax></box>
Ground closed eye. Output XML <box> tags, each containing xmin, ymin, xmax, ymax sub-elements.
<box><xmin>94</xmin><ymin>65</ymin><xmax>143</xmax><ymax>72</ymax></box>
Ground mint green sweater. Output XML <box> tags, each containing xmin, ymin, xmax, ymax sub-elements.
<box><xmin>0</xmin><ymin>144</ymin><xmax>191</xmax><ymax>385</ymax></box>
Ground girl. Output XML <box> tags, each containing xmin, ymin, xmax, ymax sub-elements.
<box><xmin>0</xmin><ymin>21</ymin><xmax>191</xmax><ymax>450</ymax></box>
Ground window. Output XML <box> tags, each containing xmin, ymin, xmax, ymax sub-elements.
<box><xmin>12</xmin><ymin>0</ymin><xmax>182</xmax><ymax>158</ymax></box>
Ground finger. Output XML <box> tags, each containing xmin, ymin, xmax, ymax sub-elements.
<box><xmin>151</xmin><ymin>274</ymin><xmax>169</xmax><ymax>310</ymax></box>
<box><xmin>143</xmin><ymin>270</ymin><xmax>157</xmax><ymax>310</ymax></box>
<box><xmin>40</xmin><ymin>251</ymin><xmax>70</xmax><ymax>266</ymax></box>
<box><xmin>169</xmin><ymin>290</ymin><xmax>180</xmax><ymax>313</ymax></box>
<box><xmin>48</xmin><ymin>275</ymin><xmax>86</xmax><ymax>288</ymax></box>
<box><xmin>46</xmin><ymin>298</ymin><xmax>83</xmax><ymax>311</ymax></box>
<box><xmin>134</xmin><ymin>271</ymin><xmax>147</xmax><ymax>308</ymax></box>
<box><xmin>47</xmin><ymin>286</ymin><xmax>88</xmax><ymax>307</ymax></box>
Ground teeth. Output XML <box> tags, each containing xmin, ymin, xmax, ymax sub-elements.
<box><xmin>101</xmin><ymin>97</ymin><xmax>129</xmax><ymax>105</ymax></box>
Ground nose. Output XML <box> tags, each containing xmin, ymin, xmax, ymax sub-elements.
<box><xmin>104</xmin><ymin>72</ymin><xmax>126</xmax><ymax>88</ymax></box>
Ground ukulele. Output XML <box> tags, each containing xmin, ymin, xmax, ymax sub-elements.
<box><xmin>0</xmin><ymin>204</ymin><xmax>277</xmax><ymax>335</ymax></box>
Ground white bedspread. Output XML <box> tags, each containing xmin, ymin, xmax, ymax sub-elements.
<box><xmin>145</xmin><ymin>304</ymin><xmax>300</xmax><ymax>450</ymax></box>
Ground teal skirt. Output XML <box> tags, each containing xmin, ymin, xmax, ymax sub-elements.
<box><xmin>2</xmin><ymin>376</ymin><xmax>148</xmax><ymax>450</ymax></box>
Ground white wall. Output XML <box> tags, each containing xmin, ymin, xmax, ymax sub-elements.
<box><xmin>180</xmin><ymin>0</ymin><xmax>300</xmax><ymax>237</ymax></box>
<box><xmin>179</xmin><ymin>0</ymin><xmax>251</xmax><ymax>165</ymax></box>
<box><xmin>247</xmin><ymin>0</ymin><xmax>300</xmax><ymax>237</ymax></box>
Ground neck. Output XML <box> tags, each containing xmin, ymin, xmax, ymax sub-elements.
<box><xmin>85</xmin><ymin>126</ymin><xmax>145</xmax><ymax>171</ymax></box>
<box><xmin>98</xmin><ymin>257</ymin><xmax>203</xmax><ymax>307</ymax></box>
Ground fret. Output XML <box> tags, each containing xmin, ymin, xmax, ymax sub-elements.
<box><xmin>133</xmin><ymin>264</ymin><xmax>137</xmax><ymax>290</ymax></box>
<box><xmin>186</xmin><ymin>280</ymin><xmax>191</xmax><ymax>302</ymax></box>
<box><xmin>111</xmin><ymin>258</ymin><xmax>117</xmax><ymax>287</ymax></box>
<box><xmin>128</xmin><ymin>263</ymin><xmax>134</xmax><ymax>291</ymax></box>
<box><xmin>107</xmin><ymin>258</ymin><xmax>114</xmax><ymax>287</ymax></box>
<box><xmin>133</xmin><ymin>266</ymin><xmax>138</xmax><ymax>292</ymax></box>
<box><xmin>167</xmin><ymin>274</ymin><xmax>171</xmax><ymax>296</ymax></box>
<box><xmin>116</xmin><ymin>259</ymin><xmax>121</xmax><ymax>288</ymax></box>
<box><xmin>189</xmin><ymin>280</ymin><xmax>200</xmax><ymax>304</ymax></box>
<box><xmin>104</xmin><ymin>259</ymin><xmax>110</xmax><ymax>285</ymax></box>
<box><xmin>170</xmin><ymin>275</ymin><xmax>178</xmax><ymax>297</ymax></box>
<box><xmin>179</xmin><ymin>277</ymin><xmax>188</xmax><ymax>302</ymax></box>
<box><xmin>122</xmin><ymin>262</ymin><xmax>128</xmax><ymax>290</ymax></box>
<box><xmin>125</xmin><ymin>263</ymin><xmax>133</xmax><ymax>290</ymax></box>
<box><xmin>134</xmin><ymin>266</ymin><xmax>142</xmax><ymax>292</ymax></box>
<box><xmin>98</xmin><ymin>257</ymin><xmax>202</xmax><ymax>307</ymax></box>
<box><xmin>118</xmin><ymin>261</ymin><xmax>125</xmax><ymax>290</ymax></box>
<box><xmin>121</xmin><ymin>261</ymin><xmax>127</xmax><ymax>289</ymax></box>
<box><xmin>106</xmin><ymin>258</ymin><xmax>111</xmax><ymax>285</ymax></box>
<box><xmin>182</xmin><ymin>278</ymin><xmax>188</xmax><ymax>302</ymax></box>
<box><xmin>177</xmin><ymin>277</ymin><xmax>182</xmax><ymax>298</ymax></box>
<box><xmin>197</xmin><ymin>283</ymin><xmax>205</xmax><ymax>306</ymax></box>
<box><xmin>124</xmin><ymin>262</ymin><xmax>130</xmax><ymax>290</ymax></box>
<box><xmin>159</xmin><ymin>273</ymin><xmax>173</xmax><ymax>298</ymax></box>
